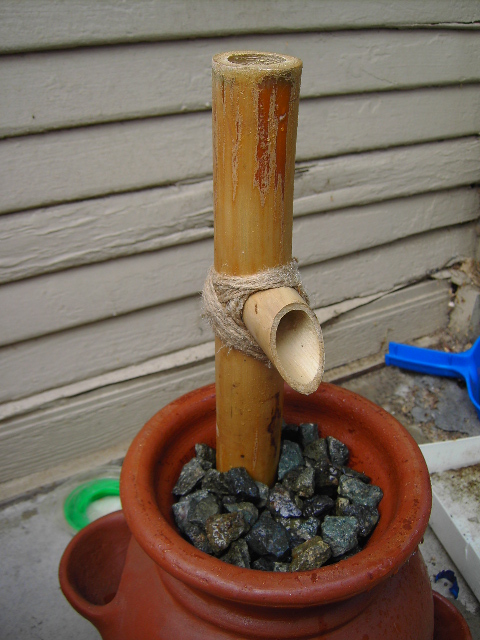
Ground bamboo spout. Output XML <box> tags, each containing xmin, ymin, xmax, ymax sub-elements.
<box><xmin>213</xmin><ymin>51</ymin><xmax>309</xmax><ymax>485</ymax></box>
<box><xmin>243</xmin><ymin>287</ymin><xmax>324</xmax><ymax>395</ymax></box>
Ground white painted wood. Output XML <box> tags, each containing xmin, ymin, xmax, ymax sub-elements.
<box><xmin>0</xmin><ymin>223</ymin><xmax>474</xmax><ymax>404</ymax></box>
<box><xmin>0</xmin><ymin>279</ymin><xmax>450</xmax><ymax>484</ymax></box>
<box><xmin>1</xmin><ymin>1</ymin><xmax>479</xmax><ymax>53</ymax></box>
<box><xmin>1</xmin><ymin>138</ymin><xmax>478</xmax><ymax>284</ymax></box>
<box><xmin>1</xmin><ymin>188</ymin><xmax>477</xmax><ymax>346</ymax></box>
<box><xmin>0</xmin><ymin>2</ymin><xmax>478</xmax><ymax>489</ymax></box>
<box><xmin>2</xmin><ymin>30</ymin><xmax>480</xmax><ymax>137</ymax></box>
<box><xmin>420</xmin><ymin>437</ymin><xmax>480</xmax><ymax>474</ymax></box>
<box><xmin>0</xmin><ymin>113</ymin><xmax>212</xmax><ymax>214</ymax></box>
<box><xmin>1</xmin><ymin>86</ymin><xmax>479</xmax><ymax>215</ymax></box>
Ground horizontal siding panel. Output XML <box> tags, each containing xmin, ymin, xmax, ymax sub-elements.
<box><xmin>298</xmin><ymin>85</ymin><xmax>480</xmax><ymax>160</ymax></box>
<box><xmin>322</xmin><ymin>279</ymin><xmax>451</xmax><ymax>369</ymax></box>
<box><xmin>0</xmin><ymin>359</ymin><xmax>216</xmax><ymax>485</ymax></box>
<box><xmin>1</xmin><ymin>1</ymin><xmax>479</xmax><ymax>53</ymax></box>
<box><xmin>0</xmin><ymin>239</ymin><xmax>213</xmax><ymax>345</ymax></box>
<box><xmin>295</xmin><ymin>188</ymin><xmax>480</xmax><ymax>267</ymax></box>
<box><xmin>0</xmin><ymin>295</ymin><xmax>206</xmax><ymax>404</ymax></box>
<box><xmin>0</xmin><ymin>181</ymin><xmax>214</xmax><ymax>284</ymax></box>
<box><xmin>1</xmin><ymin>85</ymin><xmax>479</xmax><ymax>215</ymax></box>
<box><xmin>0</xmin><ymin>112</ymin><xmax>212</xmax><ymax>215</ymax></box>
<box><xmin>0</xmin><ymin>222</ymin><xmax>475</xmax><ymax>403</ymax></box>
<box><xmin>0</xmin><ymin>279</ymin><xmax>451</xmax><ymax>485</ymax></box>
<box><xmin>294</xmin><ymin>137</ymin><xmax>480</xmax><ymax>215</ymax></box>
<box><xmin>302</xmin><ymin>223</ymin><xmax>477</xmax><ymax>309</ymax></box>
<box><xmin>2</xmin><ymin>30</ymin><xmax>480</xmax><ymax>137</ymax></box>
<box><xmin>1</xmin><ymin>137</ymin><xmax>478</xmax><ymax>284</ymax></box>
<box><xmin>1</xmin><ymin>188</ymin><xmax>478</xmax><ymax>345</ymax></box>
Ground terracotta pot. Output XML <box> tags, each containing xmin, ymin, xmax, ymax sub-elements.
<box><xmin>59</xmin><ymin>383</ymin><xmax>473</xmax><ymax>639</ymax></box>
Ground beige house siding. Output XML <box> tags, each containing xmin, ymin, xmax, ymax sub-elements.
<box><xmin>1</xmin><ymin>1</ymin><xmax>479</xmax><ymax>492</ymax></box>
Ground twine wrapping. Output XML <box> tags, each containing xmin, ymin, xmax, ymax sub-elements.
<box><xmin>202</xmin><ymin>260</ymin><xmax>309</xmax><ymax>363</ymax></box>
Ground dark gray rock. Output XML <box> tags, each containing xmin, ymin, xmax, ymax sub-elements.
<box><xmin>336</xmin><ymin>497</ymin><xmax>379</xmax><ymax>537</ymax></box>
<box><xmin>326</xmin><ymin>436</ymin><xmax>350</xmax><ymax>466</ymax></box>
<box><xmin>172</xmin><ymin>489</ymin><xmax>211</xmax><ymax>532</ymax></box>
<box><xmin>221</xmin><ymin>495</ymin><xmax>237</xmax><ymax>508</ymax></box>
<box><xmin>224</xmin><ymin>501</ymin><xmax>259</xmax><ymax>529</ymax></box>
<box><xmin>189</xmin><ymin>493</ymin><xmax>221</xmax><ymax>528</ymax></box>
<box><xmin>268</xmin><ymin>483</ymin><xmax>303</xmax><ymax>518</ymax></box>
<box><xmin>183</xmin><ymin>522</ymin><xmax>214</xmax><ymax>554</ymax></box>
<box><xmin>282</xmin><ymin>466</ymin><xmax>315</xmax><ymax>498</ymax></box>
<box><xmin>255</xmin><ymin>481</ymin><xmax>270</xmax><ymax>508</ymax></box>
<box><xmin>279</xmin><ymin>516</ymin><xmax>319</xmax><ymax>549</ymax></box>
<box><xmin>309</xmin><ymin>459</ymin><xmax>342</xmax><ymax>495</ymax></box>
<box><xmin>172</xmin><ymin>423</ymin><xmax>384</xmax><ymax>571</ymax></box>
<box><xmin>321</xmin><ymin>515</ymin><xmax>359</xmax><ymax>557</ymax></box>
<box><xmin>338</xmin><ymin>475</ymin><xmax>383</xmax><ymax>509</ymax></box>
<box><xmin>245</xmin><ymin>511</ymin><xmax>290</xmax><ymax>559</ymax></box>
<box><xmin>278</xmin><ymin>440</ymin><xmax>304</xmax><ymax>480</ymax></box>
<box><xmin>290</xmin><ymin>536</ymin><xmax>331</xmax><ymax>571</ymax></box>
<box><xmin>303</xmin><ymin>438</ymin><xmax>329</xmax><ymax>463</ymax></box>
<box><xmin>201</xmin><ymin>468</ymin><xmax>231</xmax><ymax>495</ymax></box>
<box><xmin>195</xmin><ymin>443</ymin><xmax>216</xmax><ymax>470</ymax></box>
<box><xmin>299</xmin><ymin>422</ymin><xmax>319</xmax><ymax>448</ymax></box>
<box><xmin>302</xmin><ymin>494</ymin><xmax>335</xmax><ymax>519</ymax></box>
<box><xmin>205</xmin><ymin>512</ymin><xmax>248</xmax><ymax>555</ymax></box>
<box><xmin>252</xmin><ymin>556</ymin><xmax>275</xmax><ymax>571</ymax></box>
<box><xmin>220</xmin><ymin>538</ymin><xmax>251</xmax><ymax>568</ymax></box>
<box><xmin>329</xmin><ymin>544</ymin><xmax>361</xmax><ymax>563</ymax></box>
<box><xmin>224</xmin><ymin>467</ymin><xmax>260</xmax><ymax>501</ymax></box>
<box><xmin>341</xmin><ymin>466</ymin><xmax>371</xmax><ymax>484</ymax></box>
<box><xmin>172</xmin><ymin>458</ymin><xmax>206</xmax><ymax>496</ymax></box>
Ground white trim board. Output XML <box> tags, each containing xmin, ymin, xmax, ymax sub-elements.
<box><xmin>420</xmin><ymin>438</ymin><xmax>480</xmax><ymax>602</ymax></box>
<box><xmin>420</xmin><ymin>437</ymin><xmax>480</xmax><ymax>474</ymax></box>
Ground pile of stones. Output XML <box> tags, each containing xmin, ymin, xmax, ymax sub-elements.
<box><xmin>172</xmin><ymin>422</ymin><xmax>383</xmax><ymax>572</ymax></box>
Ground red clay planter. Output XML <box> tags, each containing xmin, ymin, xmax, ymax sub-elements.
<box><xmin>59</xmin><ymin>383</ymin><xmax>472</xmax><ymax>639</ymax></box>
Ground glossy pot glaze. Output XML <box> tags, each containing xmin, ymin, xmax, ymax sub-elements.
<box><xmin>59</xmin><ymin>383</ymin><xmax>473</xmax><ymax>639</ymax></box>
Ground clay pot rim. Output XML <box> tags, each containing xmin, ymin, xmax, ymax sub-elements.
<box><xmin>121</xmin><ymin>382</ymin><xmax>432</xmax><ymax>607</ymax></box>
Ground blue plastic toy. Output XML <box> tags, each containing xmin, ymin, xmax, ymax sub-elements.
<box><xmin>385</xmin><ymin>337</ymin><xmax>480</xmax><ymax>419</ymax></box>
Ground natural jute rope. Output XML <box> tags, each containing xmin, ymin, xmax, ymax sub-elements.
<box><xmin>202</xmin><ymin>260</ymin><xmax>309</xmax><ymax>363</ymax></box>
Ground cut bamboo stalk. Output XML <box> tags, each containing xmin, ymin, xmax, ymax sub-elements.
<box><xmin>243</xmin><ymin>286</ymin><xmax>324</xmax><ymax>395</ymax></box>
<box><xmin>212</xmin><ymin>51</ymin><xmax>303</xmax><ymax>485</ymax></box>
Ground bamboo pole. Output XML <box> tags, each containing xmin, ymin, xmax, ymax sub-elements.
<box><xmin>212</xmin><ymin>51</ymin><xmax>302</xmax><ymax>486</ymax></box>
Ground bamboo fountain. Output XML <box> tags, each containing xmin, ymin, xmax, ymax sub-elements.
<box><xmin>210</xmin><ymin>51</ymin><xmax>323</xmax><ymax>485</ymax></box>
<box><xmin>59</xmin><ymin>52</ymin><xmax>472</xmax><ymax>640</ymax></box>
